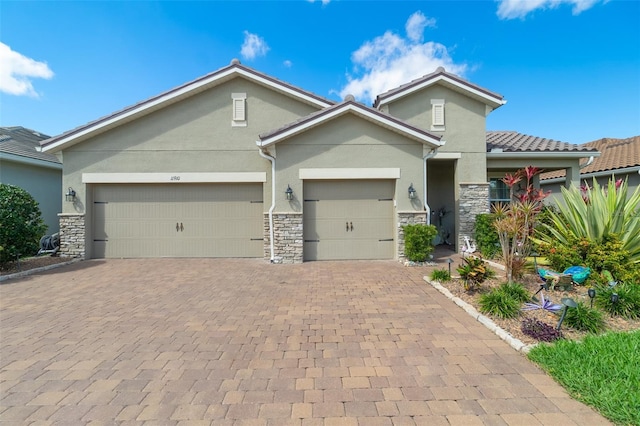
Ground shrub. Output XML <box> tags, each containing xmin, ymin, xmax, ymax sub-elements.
<box><xmin>595</xmin><ymin>283</ymin><xmax>640</xmax><ymax>319</ymax></box>
<box><xmin>563</xmin><ymin>302</ymin><xmax>606</xmax><ymax>334</ymax></box>
<box><xmin>402</xmin><ymin>224</ymin><xmax>438</xmax><ymax>262</ymax></box>
<box><xmin>521</xmin><ymin>318</ymin><xmax>563</xmax><ymax>342</ymax></box>
<box><xmin>478</xmin><ymin>287</ymin><xmax>521</xmax><ymax>319</ymax></box>
<box><xmin>532</xmin><ymin>177</ymin><xmax>640</xmax><ymax>266</ymax></box>
<box><xmin>430</xmin><ymin>268</ymin><xmax>451</xmax><ymax>282</ymax></box>
<box><xmin>457</xmin><ymin>256</ymin><xmax>495</xmax><ymax>291</ymax></box>
<box><xmin>0</xmin><ymin>184</ymin><xmax>47</xmax><ymax>266</ymax></box>
<box><xmin>474</xmin><ymin>214</ymin><xmax>500</xmax><ymax>258</ymax></box>
<box><xmin>499</xmin><ymin>281</ymin><xmax>530</xmax><ymax>303</ymax></box>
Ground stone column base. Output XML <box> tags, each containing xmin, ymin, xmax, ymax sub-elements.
<box><xmin>397</xmin><ymin>211</ymin><xmax>428</xmax><ymax>262</ymax></box>
<box><xmin>264</xmin><ymin>213</ymin><xmax>303</xmax><ymax>264</ymax></box>
<box><xmin>459</xmin><ymin>183</ymin><xmax>490</xmax><ymax>251</ymax></box>
<box><xmin>58</xmin><ymin>213</ymin><xmax>85</xmax><ymax>258</ymax></box>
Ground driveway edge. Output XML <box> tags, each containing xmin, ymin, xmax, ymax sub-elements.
<box><xmin>424</xmin><ymin>276</ymin><xmax>536</xmax><ymax>354</ymax></box>
<box><xmin>0</xmin><ymin>259</ymin><xmax>82</xmax><ymax>282</ymax></box>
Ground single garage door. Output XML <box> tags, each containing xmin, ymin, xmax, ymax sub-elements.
<box><xmin>92</xmin><ymin>183</ymin><xmax>263</xmax><ymax>258</ymax></box>
<box><xmin>303</xmin><ymin>180</ymin><xmax>395</xmax><ymax>261</ymax></box>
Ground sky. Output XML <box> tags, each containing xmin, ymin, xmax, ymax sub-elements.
<box><xmin>1</xmin><ymin>0</ymin><xmax>639</xmax><ymax>145</ymax></box>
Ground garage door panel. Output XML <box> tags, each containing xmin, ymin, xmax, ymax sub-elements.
<box><xmin>303</xmin><ymin>180</ymin><xmax>395</xmax><ymax>261</ymax></box>
<box><xmin>92</xmin><ymin>183</ymin><xmax>263</xmax><ymax>258</ymax></box>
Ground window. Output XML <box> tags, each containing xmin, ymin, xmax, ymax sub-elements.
<box><xmin>430</xmin><ymin>99</ymin><xmax>445</xmax><ymax>131</ymax></box>
<box><xmin>489</xmin><ymin>178</ymin><xmax>510</xmax><ymax>204</ymax></box>
<box><xmin>231</xmin><ymin>93</ymin><xmax>247</xmax><ymax>127</ymax></box>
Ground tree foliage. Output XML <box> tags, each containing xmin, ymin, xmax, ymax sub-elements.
<box><xmin>0</xmin><ymin>184</ymin><xmax>48</xmax><ymax>265</ymax></box>
<box><xmin>402</xmin><ymin>224</ymin><xmax>438</xmax><ymax>262</ymax></box>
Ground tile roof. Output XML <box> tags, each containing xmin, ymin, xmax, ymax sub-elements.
<box><xmin>486</xmin><ymin>131</ymin><xmax>598</xmax><ymax>153</ymax></box>
<box><xmin>541</xmin><ymin>135</ymin><xmax>640</xmax><ymax>180</ymax></box>
<box><xmin>0</xmin><ymin>126</ymin><xmax>60</xmax><ymax>164</ymax></box>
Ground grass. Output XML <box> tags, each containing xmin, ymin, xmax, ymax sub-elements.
<box><xmin>528</xmin><ymin>330</ymin><xmax>640</xmax><ymax>425</ymax></box>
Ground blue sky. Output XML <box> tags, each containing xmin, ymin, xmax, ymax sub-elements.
<box><xmin>1</xmin><ymin>0</ymin><xmax>639</xmax><ymax>144</ymax></box>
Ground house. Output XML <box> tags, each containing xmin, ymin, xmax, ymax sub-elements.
<box><xmin>1</xmin><ymin>126</ymin><xmax>62</xmax><ymax>234</ymax></box>
<box><xmin>541</xmin><ymin>136</ymin><xmax>640</xmax><ymax>198</ymax></box>
<box><xmin>40</xmin><ymin>59</ymin><xmax>598</xmax><ymax>262</ymax></box>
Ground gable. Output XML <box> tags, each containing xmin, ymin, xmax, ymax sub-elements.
<box><xmin>42</xmin><ymin>60</ymin><xmax>333</xmax><ymax>153</ymax></box>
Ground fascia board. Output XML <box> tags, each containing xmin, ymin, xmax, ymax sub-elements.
<box><xmin>542</xmin><ymin>166</ymin><xmax>640</xmax><ymax>184</ymax></box>
<box><xmin>486</xmin><ymin>151</ymin><xmax>600</xmax><ymax>159</ymax></box>
<box><xmin>258</xmin><ymin>104</ymin><xmax>442</xmax><ymax>148</ymax></box>
<box><xmin>378</xmin><ymin>75</ymin><xmax>506</xmax><ymax>108</ymax></box>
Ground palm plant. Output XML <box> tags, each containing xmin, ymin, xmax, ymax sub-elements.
<box><xmin>533</xmin><ymin>177</ymin><xmax>640</xmax><ymax>264</ymax></box>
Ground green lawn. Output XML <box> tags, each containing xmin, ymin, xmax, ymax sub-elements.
<box><xmin>528</xmin><ymin>330</ymin><xmax>640</xmax><ymax>425</ymax></box>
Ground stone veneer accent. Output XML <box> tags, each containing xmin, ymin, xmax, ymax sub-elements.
<box><xmin>264</xmin><ymin>213</ymin><xmax>303</xmax><ymax>264</ymax></box>
<box><xmin>58</xmin><ymin>213</ymin><xmax>85</xmax><ymax>258</ymax></box>
<box><xmin>397</xmin><ymin>211</ymin><xmax>428</xmax><ymax>261</ymax></box>
<box><xmin>458</xmin><ymin>183</ymin><xmax>490</xmax><ymax>251</ymax></box>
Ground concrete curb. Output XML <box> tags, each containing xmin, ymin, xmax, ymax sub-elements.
<box><xmin>425</xmin><ymin>277</ymin><xmax>537</xmax><ymax>354</ymax></box>
<box><xmin>0</xmin><ymin>259</ymin><xmax>82</xmax><ymax>283</ymax></box>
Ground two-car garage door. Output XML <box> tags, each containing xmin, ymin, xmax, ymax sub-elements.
<box><xmin>92</xmin><ymin>183</ymin><xmax>263</xmax><ymax>258</ymax></box>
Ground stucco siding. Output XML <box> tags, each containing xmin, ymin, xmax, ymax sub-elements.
<box><xmin>274</xmin><ymin>114</ymin><xmax>425</xmax><ymax>213</ymax></box>
<box><xmin>0</xmin><ymin>160</ymin><xmax>62</xmax><ymax>234</ymax></box>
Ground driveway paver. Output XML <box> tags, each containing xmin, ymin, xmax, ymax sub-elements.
<box><xmin>1</xmin><ymin>259</ymin><xmax>610</xmax><ymax>425</ymax></box>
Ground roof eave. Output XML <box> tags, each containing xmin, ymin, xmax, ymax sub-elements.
<box><xmin>258</xmin><ymin>103</ymin><xmax>443</xmax><ymax>149</ymax></box>
<box><xmin>486</xmin><ymin>151</ymin><xmax>601</xmax><ymax>159</ymax></box>
<box><xmin>0</xmin><ymin>152</ymin><xmax>63</xmax><ymax>169</ymax></box>
<box><xmin>42</xmin><ymin>64</ymin><xmax>334</xmax><ymax>153</ymax></box>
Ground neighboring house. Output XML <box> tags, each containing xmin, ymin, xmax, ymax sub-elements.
<box><xmin>541</xmin><ymin>136</ymin><xmax>640</xmax><ymax>199</ymax></box>
<box><xmin>0</xmin><ymin>126</ymin><xmax>62</xmax><ymax>234</ymax></box>
<box><xmin>40</xmin><ymin>60</ymin><xmax>598</xmax><ymax>262</ymax></box>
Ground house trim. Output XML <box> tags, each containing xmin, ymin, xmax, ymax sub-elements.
<box><xmin>432</xmin><ymin>152</ymin><xmax>461</xmax><ymax>159</ymax></box>
<box><xmin>0</xmin><ymin>152</ymin><xmax>62</xmax><ymax>170</ymax></box>
<box><xmin>541</xmin><ymin>166</ymin><xmax>640</xmax><ymax>184</ymax></box>
<box><xmin>299</xmin><ymin>168</ymin><xmax>401</xmax><ymax>180</ymax></box>
<box><xmin>82</xmin><ymin>172</ymin><xmax>267</xmax><ymax>184</ymax></box>
<box><xmin>487</xmin><ymin>151</ymin><xmax>599</xmax><ymax>159</ymax></box>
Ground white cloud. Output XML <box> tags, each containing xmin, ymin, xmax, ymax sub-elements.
<box><xmin>0</xmin><ymin>42</ymin><xmax>53</xmax><ymax>97</ymax></box>
<box><xmin>240</xmin><ymin>31</ymin><xmax>270</xmax><ymax>60</ymax></box>
<box><xmin>283</xmin><ymin>60</ymin><xmax>293</xmax><ymax>68</ymax></box>
<box><xmin>339</xmin><ymin>13</ymin><xmax>465</xmax><ymax>103</ymax></box>
<box><xmin>496</xmin><ymin>0</ymin><xmax>603</xmax><ymax>19</ymax></box>
<box><xmin>405</xmin><ymin>11</ymin><xmax>436</xmax><ymax>43</ymax></box>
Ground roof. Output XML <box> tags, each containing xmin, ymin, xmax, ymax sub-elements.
<box><xmin>258</xmin><ymin>97</ymin><xmax>443</xmax><ymax>149</ymax></box>
<box><xmin>0</xmin><ymin>126</ymin><xmax>60</xmax><ymax>165</ymax></box>
<box><xmin>374</xmin><ymin>66</ymin><xmax>506</xmax><ymax>110</ymax></box>
<box><xmin>41</xmin><ymin>59</ymin><xmax>335</xmax><ymax>153</ymax></box>
<box><xmin>486</xmin><ymin>131</ymin><xmax>599</xmax><ymax>154</ymax></box>
<box><xmin>541</xmin><ymin>136</ymin><xmax>640</xmax><ymax>180</ymax></box>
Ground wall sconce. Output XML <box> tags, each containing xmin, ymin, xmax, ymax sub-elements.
<box><xmin>408</xmin><ymin>183</ymin><xmax>417</xmax><ymax>199</ymax></box>
<box><xmin>65</xmin><ymin>187</ymin><xmax>76</xmax><ymax>202</ymax></box>
<box><xmin>285</xmin><ymin>185</ymin><xmax>293</xmax><ymax>201</ymax></box>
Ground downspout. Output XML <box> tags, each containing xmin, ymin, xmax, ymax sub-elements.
<box><xmin>580</xmin><ymin>156</ymin><xmax>594</xmax><ymax>169</ymax></box>
<box><xmin>423</xmin><ymin>147</ymin><xmax>440</xmax><ymax>225</ymax></box>
<box><xmin>258</xmin><ymin>147</ymin><xmax>276</xmax><ymax>263</ymax></box>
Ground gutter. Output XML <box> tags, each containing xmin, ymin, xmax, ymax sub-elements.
<box><xmin>257</xmin><ymin>147</ymin><xmax>276</xmax><ymax>262</ymax></box>
<box><xmin>486</xmin><ymin>151</ymin><xmax>600</xmax><ymax>159</ymax></box>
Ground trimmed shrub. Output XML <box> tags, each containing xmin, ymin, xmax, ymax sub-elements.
<box><xmin>0</xmin><ymin>184</ymin><xmax>47</xmax><ymax>265</ymax></box>
<box><xmin>474</xmin><ymin>213</ymin><xmax>500</xmax><ymax>258</ymax></box>
<box><xmin>402</xmin><ymin>224</ymin><xmax>438</xmax><ymax>262</ymax></box>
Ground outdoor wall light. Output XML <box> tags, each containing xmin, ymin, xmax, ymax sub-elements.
<box><xmin>447</xmin><ymin>258</ymin><xmax>454</xmax><ymax>276</ymax></box>
<box><xmin>557</xmin><ymin>297</ymin><xmax>577</xmax><ymax>331</ymax></box>
<box><xmin>588</xmin><ymin>288</ymin><xmax>596</xmax><ymax>308</ymax></box>
<box><xmin>65</xmin><ymin>187</ymin><xmax>76</xmax><ymax>202</ymax></box>
<box><xmin>285</xmin><ymin>185</ymin><xmax>294</xmax><ymax>201</ymax></box>
<box><xmin>408</xmin><ymin>183</ymin><xmax>417</xmax><ymax>199</ymax></box>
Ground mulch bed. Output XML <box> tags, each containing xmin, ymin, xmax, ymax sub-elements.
<box><xmin>432</xmin><ymin>270</ymin><xmax>640</xmax><ymax>346</ymax></box>
<box><xmin>0</xmin><ymin>256</ymin><xmax>71</xmax><ymax>277</ymax></box>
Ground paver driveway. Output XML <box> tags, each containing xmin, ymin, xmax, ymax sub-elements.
<box><xmin>1</xmin><ymin>259</ymin><xmax>609</xmax><ymax>425</ymax></box>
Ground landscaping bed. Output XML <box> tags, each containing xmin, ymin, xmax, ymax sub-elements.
<box><xmin>430</xmin><ymin>268</ymin><xmax>640</xmax><ymax>346</ymax></box>
<box><xmin>0</xmin><ymin>255</ymin><xmax>70</xmax><ymax>277</ymax></box>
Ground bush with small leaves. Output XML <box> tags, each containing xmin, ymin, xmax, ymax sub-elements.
<box><xmin>521</xmin><ymin>318</ymin><xmax>563</xmax><ymax>342</ymax></box>
<box><xmin>402</xmin><ymin>224</ymin><xmax>438</xmax><ymax>262</ymax></box>
<box><xmin>478</xmin><ymin>288</ymin><xmax>521</xmax><ymax>319</ymax></box>
<box><xmin>430</xmin><ymin>269</ymin><xmax>451</xmax><ymax>282</ymax></box>
<box><xmin>563</xmin><ymin>302</ymin><xmax>606</xmax><ymax>334</ymax></box>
